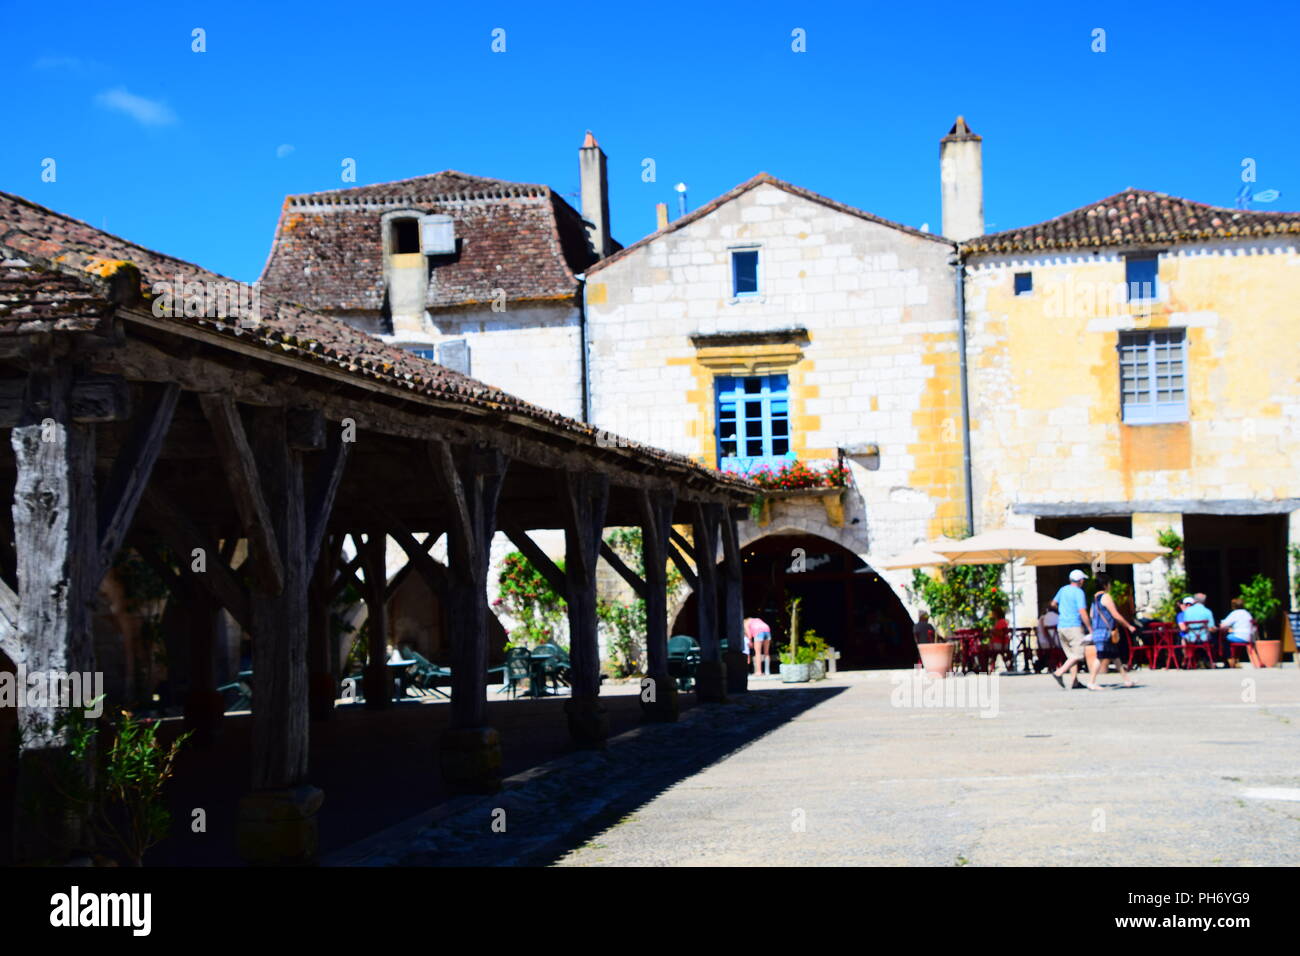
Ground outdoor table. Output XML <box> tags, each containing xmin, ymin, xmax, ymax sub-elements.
<box><xmin>387</xmin><ymin>658</ymin><xmax>416</xmax><ymax>701</ymax></box>
<box><xmin>528</xmin><ymin>654</ymin><xmax>553</xmax><ymax>698</ymax></box>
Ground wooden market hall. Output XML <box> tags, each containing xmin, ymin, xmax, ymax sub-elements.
<box><xmin>0</xmin><ymin>190</ymin><xmax>755</xmax><ymax>865</ymax></box>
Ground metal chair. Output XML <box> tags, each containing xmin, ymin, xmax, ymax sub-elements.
<box><xmin>667</xmin><ymin>634</ymin><xmax>701</xmax><ymax>690</ymax></box>
<box><xmin>953</xmin><ymin>629</ymin><xmax>984</xmax><ymax>674</ymax></box>
<box><xmin>1178</xmin><ymin>620</ymin><xmax>1217</xmax><ymax>668</ymax></box>
<box><xmin>498</xmin><ymin>647</ymin><xmax>531</xmax><ymax>699</ymax></box>
<box><xmin>1147</xmin><ymin>623</ymin><xmax>1182</xmax><ymax>669</ymax></box>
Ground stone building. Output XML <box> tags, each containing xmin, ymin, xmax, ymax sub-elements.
<box><xmin>961</xmin><ymin>188</ymin><xmax>1300</xmax><ymax>623</ymax></box>
<box><xmin>580</xmin><ymin>118</ymin><xmax>1300</xmax><ymax>664</ymax></box>
<box><xmin>582</xmin><ymin>172</ymin><xmax>963</xmax><ymax>668</ymax></box>
<box><xmin>258</xmin><ymin>134</ymin><xmax>619</xmax><ymax>420</ymax></box>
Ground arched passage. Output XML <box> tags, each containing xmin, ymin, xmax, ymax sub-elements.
<box><xmin>672</xmin><ymin>532</ymin><xmax>915</xmax><ymax>670</ymax></box>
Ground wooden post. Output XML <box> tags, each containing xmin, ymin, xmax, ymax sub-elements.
<box><xmin>237</xmin><ymin>406</ymin><xmax>321</xmax><ymax>865</ymax></box>
<box><xmin>182</xmin><ymin>581</ymin><xmax>225</xmax><ymax>748</ymax></box>
<box><xmin>639</xmin><ymin>489</ymin><xmax>679</xmax><ymax>721</ymax></box>
<box><xmin>10</xmin><ymin>366</ymin><xmax>99</xmax><ymax>864</ymax></box>
<box><xmin>431</xmin><ymin>442</ymin><xmax>507</xmax><ymax>793</ymax></box>
<box><xmin>560</xmin><ymin>471</ymin><xmax>610</xmax><ymax>748</ymax></box>
<box><xmin>720</xmin><ymin>506</ymin><xmax>749</xmax><ymax>694</ymax></box>
<box><xmin>308</xmin><ymin>536</ymin><xmax>339</xmax><ymax>720</ymax></box>
<box><xmin>692</xmin><ymin>502</ymin><xmax>726</xmax><ymax>702</ymax></box>
<box><xmin>356</xmin><ymin>530</ymin><xmax>391</xmax><ymax>710</ymax></box>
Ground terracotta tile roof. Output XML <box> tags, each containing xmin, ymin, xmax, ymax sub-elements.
<box><xmin>962</xmin><ymin>188</ymin><xmax>1300</xmax><ymax>255</ymax></box>
<box><xmin>0</xmin><ymin>190</ymin><xmax>751</xmax><ymax>495</ymax></box>
<box><xmin>257</xmin><ymin>171</ymin><xmax>610</xmax><ymax>313</ymax></box>
<box><xmin>586</xmin><ymin>172</ymin><xmax>953</xmax><ymax>276</ymax></box>
<box><xmin>0</xmin><ymin>259</ymin><xmax>111</xmax><ymax>333</ymax></box>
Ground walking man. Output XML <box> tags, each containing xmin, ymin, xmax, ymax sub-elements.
<box><xmin>1050</xmin><ymin>569</ymin><xmax>1092</xmax><ymax>688</ymax></box>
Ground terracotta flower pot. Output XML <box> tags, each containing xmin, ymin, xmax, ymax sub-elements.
<box><xmin>1256</xmin><ymin>639</ymin><xmax>1282</xmax><ymax>668</ymax></box>
<box><xmin>917</xmin><ymin>640</ymin><xmax>955</xmax><ymax>677</ymax></box>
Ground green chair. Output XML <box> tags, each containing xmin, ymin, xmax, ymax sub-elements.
<box><xmin>667</xmin><ymin>635</ymin><xmax>700</xmax><ymax>691</ymax></box>
<box><xmin>398</xmin><ymin>645</ymin><xmax>452</xmax><ymax>699</ymax></box>
<box><xmin>497</xmin><ymin>647</ymin><xmax>532</xmax><ymax>699</ymax></box>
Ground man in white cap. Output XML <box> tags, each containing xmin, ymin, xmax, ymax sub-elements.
<box><xmin>1049</xmin><ymin>569</ymin><xmax>1093</xmax><ymax>688</ymax></box>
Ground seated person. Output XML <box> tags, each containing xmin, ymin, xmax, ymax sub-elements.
<box><xmin>1220</xmin><ymin>598</ymin><xmax>1262</xmax><ymax>668</ymax></box>
<box><xmin>913</xmin><ymin>610</ymin><xmax>937</xmax><ymax>644</ymax></box>
<box><xmin>1180</xmin><ymin>596</ymin><xmax>1216</xmax><ymax>642</ymax></box>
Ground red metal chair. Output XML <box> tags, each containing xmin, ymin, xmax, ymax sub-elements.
<box><xmin>1218</xmin><ymin>621</ymin><xmax>1257</xmax><ymax>665</ymax></box>
<box><xmin>1035</xmin><ymin>625</ymin><xmax>1065</xmax><ymax>671</ymax></box>
<box><xmin>953</xmin><ymin>629</ymin><xmax>984</xmax><ymax>674</ymax></box>
<box><xmin>986</xmin><ymin>623</ymin><xmax>1014</xmax><ymax>673</ymax></box>
<box><xmin>1127</xmin><ymin>623</ymin><xmax>1158</xmax><ymax>669</ymax></box>
<box><xmin>1147</xmin><ymin>623</ymin><xmax>1181</xmax><ymax>669</ymax></box>
<box><xmin>1178</xmin><ymin>620</ymin><xmax>1217</xmax><ymax>668</ymax></box>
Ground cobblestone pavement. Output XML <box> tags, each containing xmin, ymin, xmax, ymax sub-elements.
<box><xmin>333</xmin><ymin>666</ymin><xmax>1300</xmax><ymax>866</ymax></box>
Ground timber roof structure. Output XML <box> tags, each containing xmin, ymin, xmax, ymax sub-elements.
<box><xmin>0</xmin><ymin>189</ymin><xmax>752</xmax><ymax>502</ymax></box>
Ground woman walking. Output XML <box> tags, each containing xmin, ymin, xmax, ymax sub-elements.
<box><xmin>1085</xmin><ymin>573</ymin><xmax>1135</xmax><ymax>690</ymax></box>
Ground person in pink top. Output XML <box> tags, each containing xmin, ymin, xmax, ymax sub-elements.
<box><xmin>744</xmin><ymin>616</ymin><xmax>772</xmax><ymax>676</ymax></box>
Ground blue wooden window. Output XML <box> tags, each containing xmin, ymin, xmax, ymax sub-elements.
<box><xmin>715</xmin><ymin>374</ymin><xmax>792</xmax><ymax>473</ymax></box>
<box><xmin>1126</xmin><ymin>254</ymin><xmax>1159</xmax><ymax>302</ymax></box>
<box><xmin>731</xmin><ymin>250</ymin><xmax>759</xmax><ymax>297</ymax></box>
<box><xmin>1014</xmin><ymin>272</ymin><xmax>1033</xmax><ymax>295</ymax></box>
<box><xmin>1119</xmin><ymin>329</ymin><xmax>1187</xmax><ymax>424</ymax></box>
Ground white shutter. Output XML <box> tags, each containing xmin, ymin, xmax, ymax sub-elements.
<box><xmin>420</xmin><ymin>214</ymin><xmax>456</xmax><ymax>255</ymax></box>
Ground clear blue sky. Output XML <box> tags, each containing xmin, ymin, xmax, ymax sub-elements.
<box><xmin>5</xmin><ymin>0</ymin><xmax>1298</xmax><ymax>283</ymax></box>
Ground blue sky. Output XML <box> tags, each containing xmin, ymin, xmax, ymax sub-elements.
<box><xmin>5</xmin><ymin>0</ymin><xmax>1298</xmax><ymax>282</ymax></box>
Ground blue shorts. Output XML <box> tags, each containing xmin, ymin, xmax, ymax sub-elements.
<box><xmin>1226</xmin><ymin>634</ymin><xmax>1252</xmax><ymax>644</ymax></box>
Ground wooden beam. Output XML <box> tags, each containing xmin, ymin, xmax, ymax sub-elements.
<box><xmin>501</xmin><ymin>522</ymin><xmax>568</xmax><ymax>600</ymax></box>
<box><xmin>96</xmin><ymin>382</ymin><xmax>180</xmax><ymax>580</ymax></box>
<box><xmin>304</xmin><ymin>426</ymin><xmax>351</xmax><ymax>572</ymax></box>
<box><xmin>0</xmin><ymin>374</ymin><xmax>130</xmax><ymax>427</ymax></box>
<box><xmin>245</xmin><ymin>405</ymin><xmax>310</xmax><ymax>793</ymax></box>
<box><xmin>719</xmin><ymin>505</ymin><xmax>747</xmax><ymax>693</ymax></box>
<box><xmin>692</xmin><ymin>502</ymin><xmax>722</xmax><ymax>664</ymax></box>
<box><xmin>355</xmin><ymin>529</ymin><xmax>391</xmax><ymax>710</ymax></box>
<box><xmin>198</xmin><ymin>394</ymin><xmax>285</xmax><ymax>596</ymax></box>
<box><xmin>669</xmin><ymin>527</ymin><xmax>695</xmax><ymax>561</ymax></box>
<box><xmin>429</xmin><ymin>441</ymin><xmax>475</xmax><ymax>569</ymax></box>
<box><xmin>666</xmin><ymin>539</ymin><xmax>698</xmax><ymax>591</ymax></box>
<box><xmin>599</xmin><ymin>540</ymin><xmax>646</xmax><ymax>600</ymax></box>
<box><xmin>142</xmin><ymin>486</ymin><xmax>251</xmax><ymax>633</ymax></box>
<box><xmin>560</xmin><ymin>472</ymin><xmax>609</xmax><ymax>717</ymax></box>
<box><xmin>287</xmin><ymin>407</ymin><xmax>326</xmax><ymax>451</ymax></box>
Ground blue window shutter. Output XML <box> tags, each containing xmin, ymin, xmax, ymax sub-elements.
<box><xmin>715</xmin><ymin>373</ymin><xmax>793</xmax><ymax>473</ymax></box>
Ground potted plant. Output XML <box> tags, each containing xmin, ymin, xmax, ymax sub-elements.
<box><xmin>779</xmin><ymin>596</ymin><xmax>810</xmax><ymax>683</ymax></box>
<box><xmin>1288</xmin><ymin>545</ymin><xmax>1300</xmax><ymax>657</ymax></box>
<box><xmin>1239</xmin><ymin>573</ymin><xmax>1283</xmax><ymax>668</ymax></box>
<box><xmin>803</xmin><ymin>630</ymin><xmax>830</xmax><ymax>680</ymax></box>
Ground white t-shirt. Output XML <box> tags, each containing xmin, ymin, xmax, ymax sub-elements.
<box><xmin>1222</xmin><ymin>608</ymin><xmax>1253</xmax><ymax>641</ymax></box>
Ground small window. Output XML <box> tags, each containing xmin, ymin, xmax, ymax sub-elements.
<box><xmin>1126</xmin><ymin>254</ymin><xmax>1159</xmax><ymax>302</ymax></box>
<box><xmin>1118</xmin><ymin>329</ymin><xmax>1187</xmax><ymax>424</ymax></box>
<box><xmin>408</xmin><ymin>347</ymin><xmax>438</xmax><ymax>360</ymax></box>
<box><xmin>392</xmin><ymin>219</ymin><xmax>420</xmax><ymax>255</ymax></box>
<box><xmin>731</xmin><ymin>250</ymin><xmax>759</xmax><ymax>297</ymax></box>
<box><xmin>1014</xmin><ymin>272</ymin><xmax>1033</xmax><ymax>295</ymax></box>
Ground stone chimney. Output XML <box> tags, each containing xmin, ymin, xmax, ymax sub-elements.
<box><xmin>940</xmin><ymin>116</ymin><xmax>983</xmax><ymax>242</ymax></box>
<box><xmin>579</xmin><ymin>130</ymin><xmax>611</xmax><ymax>259</ymax></box>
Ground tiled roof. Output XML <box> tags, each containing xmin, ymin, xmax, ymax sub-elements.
<box><xmin>0</xmin><ymin>190</ymin><xmax>751</xmax><ymax>495</ymax></box>
<box><xmin>962</xmin><ymin>188</ymin><xmax>1300</xmax><ymax>255</ymax></box>
<box><xmin>0</xmin><ymin>259</ymin><xmax>111</xmax><ymax>333</ymax></box>
<box><xmin>585</xmin><ymin>172</ymin><xmax>953</xmax><ymax>276</ymax></box>
<box><xmin>257</xmin><ymin>171</ymin><xmax>608</xmax><ymax>313</ymax></box>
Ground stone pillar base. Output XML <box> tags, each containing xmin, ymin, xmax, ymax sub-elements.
<box><xmin>695</xmin><ymin>660</ymin><xmax>727</xmax><ymax>703</ymax></box>
<box><xmin>237</xmin><ymin>785</ymin><xmax>324</xmax><ymax>866</ymax></box>
<box><xmin>439</xmin><ymin>726</ymin><xmax>502</xmax><ymax>794</ymax></box>
<box><xmin>182</xmin><ymin>689</ymin><xmax>226</xmax><ymax>748</ymax></box>
<box><xmin>724</xmin><ymin>651</ymin><xmax>750</xmax><ymax>694</ymax></box>
<box><xmin>564</xmin><ymin>696</ymin><xmax>610</xmax><ymax>749</ymax></box>
<box><xmin>638</xmin><ymin>672</ymin><xmax>680</xmax><ymax>722</ymax></box>
<box><xmin>308</xmin><ymin>671</ymin><xmax>337</xmax><ymax>721</ymax></box>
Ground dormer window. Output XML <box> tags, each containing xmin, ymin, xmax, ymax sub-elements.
<box><xmin>391</xmin><ymin>218</ymin><xmax>420</xmax><ymax>255</ymax></box>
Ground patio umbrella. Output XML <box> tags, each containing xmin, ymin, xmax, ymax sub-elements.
<box><xmin>931</xmin><ymin>528</ymin><xmax>1082</xmax><ymax>667</ymax></box>
<box><xmin>875</xmin><ymin>546</ymin><xmax>952</xmax><ymax>570</ymax></box>
<box><xmin>1059</xmin><ymin>527</ymin><xmax>1170</xmax><ymax>568</ymax></box>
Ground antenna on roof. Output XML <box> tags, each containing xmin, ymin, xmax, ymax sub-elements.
<box><xmin>675</xmin><ymin>182</ymin><xmax>688</xmax><ymax>218</ymax></box>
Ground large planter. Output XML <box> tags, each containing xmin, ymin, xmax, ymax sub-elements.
<box><xmin>780</xmin><ymin>662</ymin><xmax>810</xmax><ymax>683</ymax></box>
<box><xmin>917</xmin><ymin>640</ymin><xmax>955</xmax><ymax>677</ymax></box>
<box><xmin>809</xmin><ymin>659</ymin><xmax>826</xmax><ymax>681</ymax></box>
<box><xmin>1257</xmin><ymin>639</ymin><xmax>1282</xmax><ymax>668</ymax></box>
